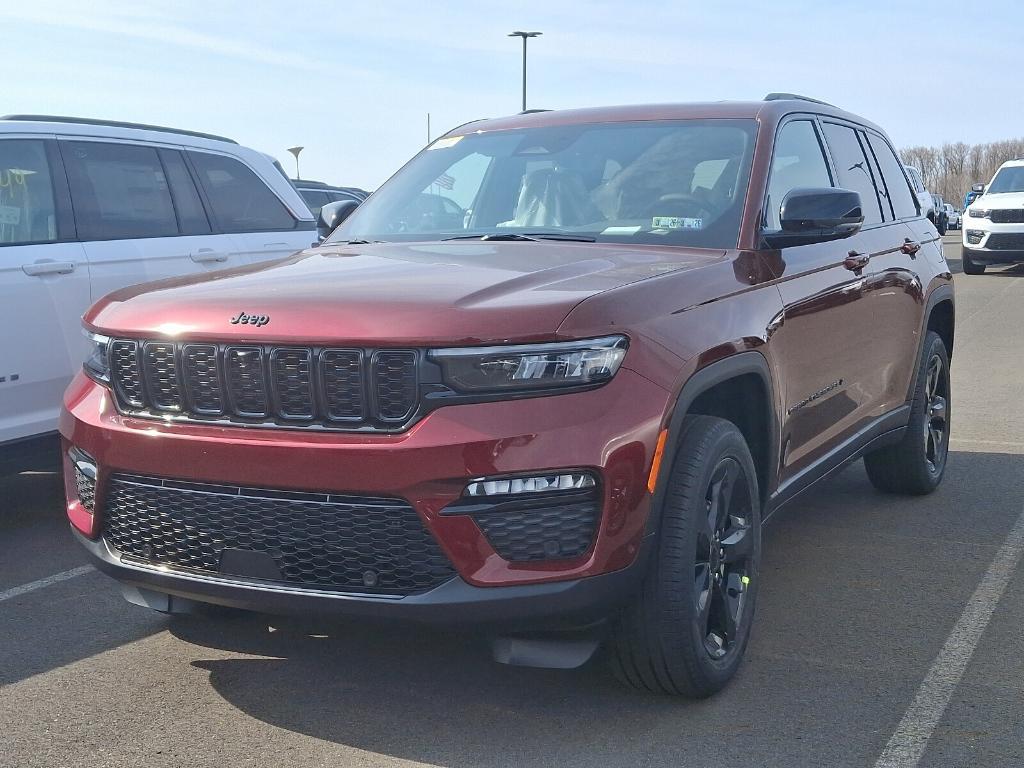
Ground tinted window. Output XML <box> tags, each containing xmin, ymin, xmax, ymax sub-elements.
<box><xmin>334</xmin><ymin>119</ymin><xmax>758</xmax><ymax>249</ymax></box>
<box><xmin>765</xmin><ymin>120</ymin><xmax>832</xmax><ymax>230</ymax></box>
<box><xmin>988</xmin><ymin>165</ymin><xmax>1024</xmax><ymax>194</ymax></box>
<box><xmin>188</xmin><ymin>152</ymin><xmax>294</xmax><ymax>231</ymax></box>
<box><xmin>822</xmin><ymin>123</ymin><xmax>883</xmax><ymax>226</ymax></box>
<box><xmin>63</xmin><ymin>141</ymin><xmax>177</xmax><ymax>240</ymax></box>
<box><xmin>0</xmin><ymin>139</ymin><xmax>57</xmax><ymax>246</ymax></box>
<box><xmin>159</xmin><ymin>149</ymin><xmax>211</xmax><ymax>235</ymax></box>
<box><xmin>867</xmin><ymin>134</ymin><xmax>919</xmax><ymax>219</ymax></box>
<box><xmin>299</xmin><ymin>189</ymin><xmax>330</xmax><ymax>216</ymax></box>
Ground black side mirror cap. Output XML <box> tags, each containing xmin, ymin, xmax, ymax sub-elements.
<box><xmin>317</xmin><ymin>199</ymin><xmax>360</xmax><ymax>241</ymax></box>
<box><xmin>763</xmin><ymin>187</ymin><xmax>864</xmax><ymax>249</ymax></box>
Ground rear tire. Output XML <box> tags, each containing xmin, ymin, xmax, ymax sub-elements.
<box><xmin>961</xmin><ymin>249</ymin><xmax>986</xmax><ymax>275</ymax></box>
<box><xmin>609</xmin><ymin>415</ymin><xmax>761</xmax><ymax>697</ymax></box>
<box><xmin>864</xmin><ymin>331</ymin><xmax>950</xmax><ymax>495</ymax></box>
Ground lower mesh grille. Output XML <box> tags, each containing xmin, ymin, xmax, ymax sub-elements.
<box><xmin>447</xmin><ymin>488</ymin><xmax>602</xmax><ymax>562</ymax></box>
<box><xmin>985</xmin><ymin>233</ymin><xmax>1024</xmax><ymax>250</ymax></box>
<box><xmin>100</xmin><ymin>474</ymin><xmax>455</xmax><ymax>595</ymax></box>
<box><xmin>74</xmin><ymin>466</ymin><xmax>96</xmax><ymax>513</ymax></box>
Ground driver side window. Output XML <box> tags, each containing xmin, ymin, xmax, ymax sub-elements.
<box><xmin>765</xmin><ymin>120</ymin><xmax>833</xmax><ymax>230</ymax></box>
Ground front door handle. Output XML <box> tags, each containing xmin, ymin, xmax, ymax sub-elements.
<box><xmin>901</xmin><ymin>238</ymin><xmax>921</xmax><ymax>257</ymax></box>
<box><xmin>843</xmin><ymin>251</ymin><xmax>870</xmax><ymax>274</ymax></box>
<box><xmin>190</xmin><ymin>249</ymin><xmax>227</xmax><ymax>263</ymax></box>
<box><xmin>22</xmin><ymin>261</ymin><xmax>75</xmax><ymax>276</ymax></box>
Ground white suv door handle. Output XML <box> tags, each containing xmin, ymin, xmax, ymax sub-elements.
<box><xmin>23</xmin><ymin>261</ymin><xmax>75</xmax><ymax>276</ymax></box>
<box><xmin>190</xmin><ymin>249</ymin><xmax>227</xmax><ymax>263</ymax></box>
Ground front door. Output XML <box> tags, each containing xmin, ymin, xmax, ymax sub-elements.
<box><xmin>0</xmin><ymin>137</ymin><xmax>91</xmax><ymax>444</ymax></box>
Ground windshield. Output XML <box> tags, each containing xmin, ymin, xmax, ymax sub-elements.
<box><xmin>987</xmin><ymin>165</ymin><xmax>1024</xmax><ymax>194</ymax></box>
<box><xmin>329</xmin><ymin>119</ymin><xmax>757</xmax><ymax>249</ymax></box>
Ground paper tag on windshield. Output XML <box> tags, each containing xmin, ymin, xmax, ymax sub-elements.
<box><xmin>0</xmin><ymin>205</ymin><xmax>20</xmax><ymax>226</ymax></box>
<box><xmin>427</xmin><ymin>135</ymin><xmax>464</xmax><ymax>150</ymax></box>
<box><xmin>652</xmin><ymin>216</ymin><xmax>702</xmax><ymax>230</ymax></box>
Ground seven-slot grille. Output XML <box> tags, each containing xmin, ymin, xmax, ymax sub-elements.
<box><xmin>989</xmin><ymin>209</ymin><xmax>1024</xmax><ymax>224</ymax></box>
<box><xmin>108</xmin><ymin>340</ymin><xmax>419</xmax><ymax>431</ymax></box>
<box><xmin>101</xmin><ymin>473</ymin><xmax>456</xmax><ymax>595</ymax></box>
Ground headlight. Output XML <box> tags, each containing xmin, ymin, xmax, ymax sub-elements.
<box><xmin>430</xmin><ymin>335</ymin><xmax>628</xmax><ymax>394</ymax></box>
<box><xmin>969</xmin><ymin>208</ymin><xmax>991</xmax><ymax>219</ymax></box>
<box><xmin>83</xmin><ymin>331</ymin><xmax>111</xmax><ymax>383</ymax></box>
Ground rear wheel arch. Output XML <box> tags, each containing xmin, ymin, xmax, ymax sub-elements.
<box><xmin>646</xmin><ymin>352</ymin><xmax>778</xmax><ymax>536</ymax></box>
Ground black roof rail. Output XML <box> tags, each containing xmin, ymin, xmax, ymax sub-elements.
<box><xmin>292</xmin><ymin>179</ymin><xmax>330</xmax><ymax>188</ymax></box>
<box><xmin>520</xmin><ymin>108</ymin><xmax>552</xmax><ymax>114</ymax></box>
<box><xmin>763</xmin><ymin>93</ymin><xmax>836</xmax><ymax>107</ymax></box>
<box><xmin>0</xmin><ymin>114</ymin><xmax>238</xmax><ymax>144</ymax></box>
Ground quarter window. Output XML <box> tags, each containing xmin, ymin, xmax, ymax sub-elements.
<box><xmin>867</xmin><ymin>135</ymin><xmax>918</xmax><ymax>219</ymax></box>
<box><xmin>0</xmin><ymin>139</ymin><xmax>57</xmax><ymax>246</ymax></box>
<box><xmin>63</xmin><ymin>141</ymin><xmax>178</xmax><ymax>240</ymax></box>
<box><xmin>765</xmin><ymin>120</ymin><xmax>832</xmax><ymax>230</ymax></box>
<box><xmin>822</xmin><ymin>123</ymin><xmax>883</xmax><ymax>226</ymax></box>
<box><xmin>188</xmin><ymin>152</ymin><xmax>294</xmax><ymax>232</ymax></box>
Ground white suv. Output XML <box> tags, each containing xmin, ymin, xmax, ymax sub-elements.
<box><xmin>962</xmin><ymin>158</ymin><xmax>1024</xmax><ymax>274</ymax></box>
<box><xmin>0</xmin><ymin>115</ymin><xmax>315</xmax><ymax>459</ymax></box>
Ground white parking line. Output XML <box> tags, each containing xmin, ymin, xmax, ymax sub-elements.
<box><xmin>0</xmin><ymin>565</ymin><xmax>94</xmax><ymax>603</ymax></box>
<box><xmin>874</xmin><ymin>506</ymin><xmax>1024</xmax><ymax>768</ymax></box>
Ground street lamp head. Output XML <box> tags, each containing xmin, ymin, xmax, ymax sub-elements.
<box><xmin>286</xmin><ymin>146</ymin><xmax>304</xmax><ymax>159</ymax></box>
<box><xmin>508</xmin><ymin>30</ymin><xmax>542</xmax><ymax>38</ymax></box>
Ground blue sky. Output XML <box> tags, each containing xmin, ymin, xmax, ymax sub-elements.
<box><xmin>2</xmin><ymin>1</ymin><xmax>1019</xmax><ymax>190</ymax></box>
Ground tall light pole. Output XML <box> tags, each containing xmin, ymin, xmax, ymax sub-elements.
<box><xmin>508</xmin><ymin>31</ymin><xmax>541</xmax><ymax>112</ymax></box>
<box><xmin>286</xmin><ymin>146</ymin><xmax>303</xmax><ymax>180</ymax></box>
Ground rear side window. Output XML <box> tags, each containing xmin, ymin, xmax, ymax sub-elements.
<box><xmin>821</xmin><ymin>123</ymin><xmax>883</xmax><ymax>226</ymax></box>
<box><xmin>159</xmin><ymin>149</ymin><xmax>211</xmax><ymax>235</ymax></box>
<box><xmin>765</xmin><ymin>120</ymin><xmax>832</xmax><ymax>230</ymax></box>
<box><xmin>299</xmin><ymin>189</ymin><xmax>330</xmax><ymax>216</ymax></box>
<box><xmin>0</xmin><ymin>139</ymin><xmax>57</xmax><ymax>246</ymax></box>
<box><xmin>187</xmin><ymin>152</ymin><xmax>294</xmax><ymax>232</ymax></box>
<box><xmin>866</xmin><ymin>134</ymin><xmax>918</xmax><ymax>219</ymax></box>
<box><xmin>63</xmin><ymin>141</ymin><xmax>178</xmax><ymax>240</ymax></box>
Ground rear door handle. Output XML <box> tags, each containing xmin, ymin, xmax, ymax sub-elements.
<box><xmin>901</xmin><ymin>238</ymin><xmax>921</xmax><ymax>257</ymax></box>
<box><xmin>190</xmin><ymin>248</ymin><xmax>227</xmax><ymax>263</ymax></box>
<box><xmin>262</xmin><ymin>242</ymin><xmax>288</xmax><ymax>248</ymax></box>
<box><xmin>843</xmin><ymin>251</ymin><xmax>870</xmax><ymax>274</ymax></box>
<box><xmin>22</xmin><ymin>261</ymin><xmax>75</xmax><ymax>276</ymax></box>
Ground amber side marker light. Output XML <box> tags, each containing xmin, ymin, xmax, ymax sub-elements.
<box><xmin>648</xmin><ymin>429</ymin><xmax>668</xmax><ymax>493</ymax></box>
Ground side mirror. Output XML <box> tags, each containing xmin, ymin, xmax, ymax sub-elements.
<box><xmin>764</xmin><ymin>187</ymin><xmax>864</xmax><ymax>249</ymax></box>
<box><xmin>971</xmin><ymin>183</ymin><xmax>985</xmax><ymax>193</ymax></box>
<box><xmin>317</xmin><ymin>199</ymin><xmax>360</xmax><ymax>241</ymax></box>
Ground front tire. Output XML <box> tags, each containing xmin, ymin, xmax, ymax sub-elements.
<box><xmin>610</xmin><ymin>415</ymin><xmax>761</xmax><ymax>697</ymax></box>
<box><xmin>962</xmin><ymin>249</ymin><xmax>986</xmax><ymax>275</ymax></box>
<box><xmin>864</xmin><ymin>331</ymin><xmax>950</xmax><ymax>494</ymax></box>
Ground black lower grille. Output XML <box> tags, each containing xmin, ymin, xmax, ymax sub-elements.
<box><xmin>101</xmin><ymin>474</ymin><xmax>456</xmax><ymax>595</ymax></box>
<box><xmin>985</xmin><ymin>233</ymin><xmax>1024</xmax><ymax>250</ymax></box>
<box><xmin>447</xmin><ymin>489</ymin><xmax>602</xmax><ymax>562</ymax></box>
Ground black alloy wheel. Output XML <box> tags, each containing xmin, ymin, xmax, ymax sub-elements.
<box><xmin>695</xmin><ymin>457</ymin><xmax>754</xmax><ymax>659</ymax></box>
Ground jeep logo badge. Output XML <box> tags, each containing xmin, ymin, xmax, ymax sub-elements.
<box><xmin>229</xmin><ymin>311</ymin><xmax>270</xmax><ymax>327</ymax></box>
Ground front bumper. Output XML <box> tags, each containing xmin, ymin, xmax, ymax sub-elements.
<box><xmin>962</xmin><ymin>245</ymin><xmax>1024</xmax><ymax>264</ymax></box>
<box><xmin>61</xmin><ymin>367</ymin><xmax>666</xmax><ymax>608</ymax></box>
<box><xmin>74</xmin><ymin>527</ymin><xmax>651</xmax><ymax>628</ymax></box>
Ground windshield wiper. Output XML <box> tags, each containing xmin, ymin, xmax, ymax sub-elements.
<box><xmin>441</xmin><ymin>232</ymin><xmax>597</xmax><ymax>243</ymax></box>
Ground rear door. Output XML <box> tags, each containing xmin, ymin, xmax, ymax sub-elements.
<box><xmin>60</xmin><ymin>139</ymin><xmax>243</xmax><ymax>306</ymax></box>
<box><xmin>863</xmin><ymin>130</ymin><xmax>936</xmax><ymax>409</ymax></box>
<box><xmin>186</xmin><ymin>150</ymin><xmax>312</xmax><ymax>264</ymax></box>
<box><xmin>0</xmin><ymin>136</ymin><xmax>90</xmax><ymax>444</ymax></box>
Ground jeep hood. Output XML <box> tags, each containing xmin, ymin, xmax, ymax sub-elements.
<box><xmin>975</xmin><ymin>191</ymin><xmax>1024</xmax><ymax>209</ymax></box>
<box><xmin>85</xmin><ymin>241</ymin><xmax>724</xmax><ymax>345</ymax></box>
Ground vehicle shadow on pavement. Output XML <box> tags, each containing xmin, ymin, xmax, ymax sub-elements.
<box><xmin>0</xmin><ymin>470</ymin><xmax>170</xmax><ymax>688</ymax></box>
<box><xmin>169</xmin><ymin>450</ymin><xmax>1024</xmax><ymax>768</ymax></box>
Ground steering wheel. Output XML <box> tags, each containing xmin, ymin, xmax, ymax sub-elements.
<box><xmin>655</xmin><ymin>192</ymin><xmax>714</xmax><ymax>220</ymax></box>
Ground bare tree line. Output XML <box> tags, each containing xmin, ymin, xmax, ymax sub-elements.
<box><xmin>899</xmin><ymin>138</ymin><xmax>1024</xmax><ymax>208</ymax></box>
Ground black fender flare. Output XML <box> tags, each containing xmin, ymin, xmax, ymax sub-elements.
<box><xmin>907</xmin><ymin>283</ymin><xmax>955</xmax><ymax>401</ymax></box>
<box><xmin>644</xmin><ymin>351</ymin><xmax>778</xmax><ymax>536</ymax></box>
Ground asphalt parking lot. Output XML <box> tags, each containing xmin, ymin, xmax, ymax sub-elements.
<box><xmin>1</xmin><ymin>234</ymin><xmax>1022</xmax><ymax>768</ymax></box>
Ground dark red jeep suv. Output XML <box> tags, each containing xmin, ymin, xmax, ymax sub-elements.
<box><xmin>62</xmin><ymin>94</ymin><xmax>954</xmax><ymax>696</ymax></box>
